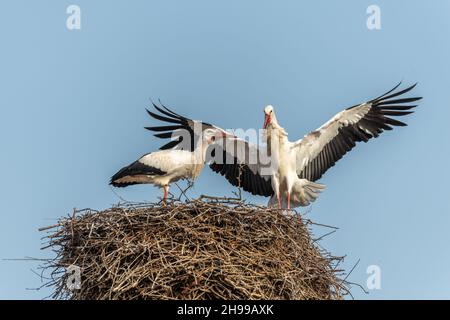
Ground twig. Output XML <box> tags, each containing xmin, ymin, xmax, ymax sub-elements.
<box><xmin>174</xmin><ymin>179</ymin><xmax>194</xmax><ymax>202</ymax></box>
<box><xmin>38</xmin><ymin>199</ymin><xmax>351</xmax><ymax>300</ymax></box>
<box><xmin>109</xmin><ymin>186</ymin><xmax>128</xmax><ymax>203</ymax></box>
<box><xmin>198</xmin><ymin>195</ymin><xmax>242</xmax><ymax>202</ymax></box>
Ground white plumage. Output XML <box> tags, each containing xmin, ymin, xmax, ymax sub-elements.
<box><xmin>110</xmin><ymin>127</ymin><xmax>232</xmax><ymax>202</ymax></box>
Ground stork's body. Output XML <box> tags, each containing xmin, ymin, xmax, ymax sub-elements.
<box><xmin>110</xmin><ymin>150</ymin><xmax>204</xmax><ymax>200</ymax></box>
<box><xmin>264</xmin><ymin>110</ymin><xmax>325</xmax><ymax>209</ymax></box>
<box><xmin>266</xmin><ymin>124</ymin><xmax>294</xmax><ymax>206</ymax></box>
<box><xmin>262</xmin><ymin>82</ymin><xmax>422</xmax><ymax>210</ymax></box>
<box><xmin>110</xmin><ymin>126</ymin><xmax>231</xmax><ymax>202</ymax></box>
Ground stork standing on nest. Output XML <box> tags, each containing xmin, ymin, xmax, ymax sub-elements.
<box><xmin>110</xmin><ymin>107</ymin><xmax>235</xmax><ymax>203</ymax></box>
<box><xmin>262</xmin><ymin>83</ymin><xmax>422</xmax><ymax>210</ymax></box>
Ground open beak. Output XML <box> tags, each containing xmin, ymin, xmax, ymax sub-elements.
<box><xmin>263</xmin><ymin>114</ymin><xmax>271</xmax><ymax>129</ymax></box>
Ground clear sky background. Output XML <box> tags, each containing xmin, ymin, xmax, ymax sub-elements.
<box><xmin>0</xmin><ymin>0</ymin><xmax>449</xmax><ymax>299</ymax></box>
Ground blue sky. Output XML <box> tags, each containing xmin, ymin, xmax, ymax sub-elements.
<box><xmin>1</xmin><ymin>0</ymin><xmax>449</xmax><ymax>299</ymax></box>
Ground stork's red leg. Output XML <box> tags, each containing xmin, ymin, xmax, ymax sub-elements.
<box><xmin>163</xmin><ymin>186</ymin><xmax>168</xmax><ymax>205</ymax></box>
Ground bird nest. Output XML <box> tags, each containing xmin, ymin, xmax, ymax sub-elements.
<box><xmin>40</xmin><ymin>198</ymin><xmax>349</xmax><ymax>300</ymax></box>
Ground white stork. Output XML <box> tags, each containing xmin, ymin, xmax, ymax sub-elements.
<box><xmin>147</xmin><ymin>83</ymin><xmax>421</xmax><ymax>210</ymax></box>
<box><xmin>110</xmin><ymin>106</ymin><xmax>234</xmax><ymax>203</ymax></box>
<box><xmin>260</xmin><ymin>82</ymin><xmax>422</xmax><ymax>209</ymax></box>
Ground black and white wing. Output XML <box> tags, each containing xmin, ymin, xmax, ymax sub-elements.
<box><xmin>209</xmin><ymin>138</ymin><xmax>274</xmax><ymax>197</ymax></box>
<box><xmin>110</xmin><ymin>150</ymin><xmax>190</xmax><ymax>187</ymax></box>
<box><xmin>146</xmin><ymin>102</ymin><xmax>273</xmax><ymax>197</ymax></box>
<box><xmin>293</xmin><ymin>83</ymin><xmax>422</xmax><ymax>181</ymax></box>
<box><xmin>145</xmin><ymin>102</ymin><xmax>225</xmax><ymax>152</ymax></box>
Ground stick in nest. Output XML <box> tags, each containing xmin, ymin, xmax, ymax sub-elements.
<box><xmin>39</xmin><ymin>199</ymin><xmax>350</xmax><ymax>300</ymax></box>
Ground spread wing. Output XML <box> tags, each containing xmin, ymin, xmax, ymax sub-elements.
<box><xmin>209</xmin><ymin>138</ymin><xmax>274</xmax><ymax>197</ymax></box>
<box><xmin>146</xmin><ymin>102</ymin><xmax>274</xmax><ymax>197</ymax></box>
<box><xmin>145</xmin><ymin>101</ymin><xmax>223</xmax><ymax>152</ymax></box>
<box><xmin>293</xmin><ymin>83</ymin><xmax>422</xmax><ymax>181</ymax></box>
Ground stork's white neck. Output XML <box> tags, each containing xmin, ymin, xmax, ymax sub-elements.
<box><xmin>189</xmin><ymin>137</ymin><xmax>209</xmax><ymax>178</ymax></box>
<box><xmin>264</xmin><ymin>110</ymin><xmax>289</xmax><ymax>160</ymax></box>
<box><xmin>267</xmin><ymin>111</ymin><xmax>288</xmax><ymax>136</ymax></box>
<box><xmin>266</xmin><ymin>126</ymin><xmax>288</xmax><ymax>154</ymax></box>
<box><xmin>265</xmin><ymin>112</ymin><xmax>288</xmax><ymax>142</ymax></box>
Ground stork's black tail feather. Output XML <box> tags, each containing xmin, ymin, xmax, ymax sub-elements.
<box><xmin>110</xmin><ymin>159</ymin><xmax>166</xmax><ymax>187</ymax></box>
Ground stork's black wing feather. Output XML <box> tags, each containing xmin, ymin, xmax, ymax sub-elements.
<box><xmin>296</xmin><ymin>83</ymin><xmax>422</xmax><ymax>181</ymax></box>
<box><xmin>208</xmin><ymin>139</ymin><xmax>274</xmax><ymax>197</ymax></box>
<box><xmin>144</xmin><ymin>102</ymin><xmax>215</xmax><ymax>151</ymax></box>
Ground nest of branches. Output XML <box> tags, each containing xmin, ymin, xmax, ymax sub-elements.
<box><xmin>40</xmin><ymin>198</ymin><xmax>348</xmax><ymax>300</ymax></box>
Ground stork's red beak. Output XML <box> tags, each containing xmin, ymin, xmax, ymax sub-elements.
<box><xmin>263</xmin><ymin>114</ymin><xmax>271</xmax><ymax>129</ymax></box>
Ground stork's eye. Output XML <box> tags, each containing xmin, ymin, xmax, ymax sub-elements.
<box><xmin>211</xmin><ymin>136</ymin><xmax>216</xmax><ymax>142</ymax></box>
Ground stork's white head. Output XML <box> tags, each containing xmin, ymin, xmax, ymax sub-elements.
<box><xmin>263</xmin><ymin>105</ymin><xmax>275</xmax><ymax>129</ymax></box>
